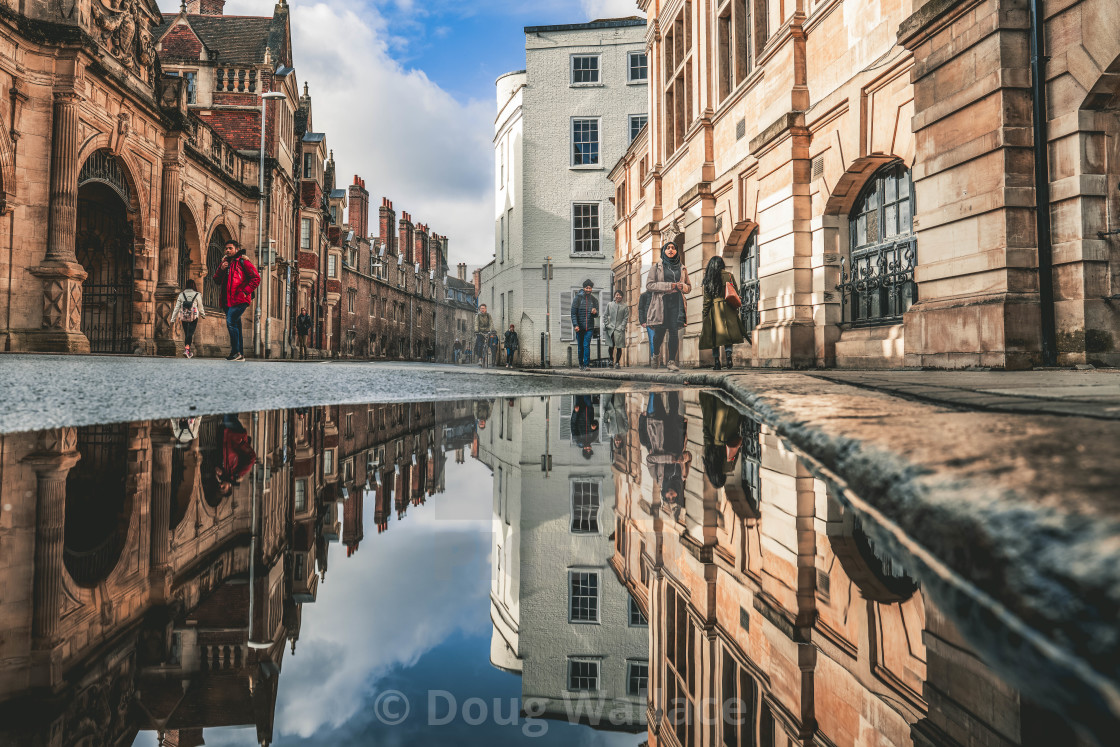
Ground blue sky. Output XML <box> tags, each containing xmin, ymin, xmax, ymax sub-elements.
<box><xmin>159</xmin><ymin>0</ymin><xmax>642</xmax><ymax>266</ymax></box>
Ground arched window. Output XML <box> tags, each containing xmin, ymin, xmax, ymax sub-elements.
<box><xmin>738</xmin><ymin>229</ymin><xmax>760</xmax><ymax>334</ymax></box>
<box><xmin>204</xmin><ymin>226</ymin><xmax>231</xmax><ymax>309</ymax></box>
<box><xmin>838</xmin><ymin>162</ymin><xmax>917</xmax><ymax>326</ymax></box>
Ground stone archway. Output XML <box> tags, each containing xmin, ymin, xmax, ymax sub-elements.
<box><xmin>64</xmin><ymin>423</ymin><xmax>133</xmax><ymax>588</ymax></box>
<box><xmin>203</xmin><ymin>224</ymin><xmax>233</xmax><ymax>311</ymax></box>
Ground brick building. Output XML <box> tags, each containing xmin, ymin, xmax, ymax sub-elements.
<box><xmin>611</xmin><ymin>0</ymin><xmax>1120</xmax><ymax>369</ymax></box>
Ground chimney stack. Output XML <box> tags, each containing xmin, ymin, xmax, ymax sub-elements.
<box><xmin>348</xmin><ymin>175</ymin><xmax>369</xmax><ymax>240</ymax></box>
<box><xmin>457</xmin><ymin>263</ymin><xmax>467</xmax><ymax>281</ymax></box>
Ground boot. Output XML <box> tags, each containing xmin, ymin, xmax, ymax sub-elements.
<box><xmin>651</xmin><ymin>354</ymin><xmax>660</xmax><ymax>369</ymax></box>
<box><xmin>725</xmin><ymin>349</ymin><xmax>734</xmax><ymax>369</ymax></box>
<box><xmin>712</xmin><ymin>349</ymin><xmax>721</xmax><ymax>371</ymax></box>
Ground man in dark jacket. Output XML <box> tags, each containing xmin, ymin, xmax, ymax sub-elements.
<box><xmin>638</xmin><ymin>290</ymin><xmax>656</xmax><ymax>366</ymax></box>
<box><xmin>570</xmin><ymin>394</ymin><xmax>599</xmax><ymax>460</ymax></box>
<box><xmin>570</xmin><ymin>279</ymin><xmax>599</xmax><ymax>370</ymax></box>
<box><xmin>503</xmin><ymin>324</ymin><xmax>519</xmax><ymax>368</ymax></box>
<box><xmin>213</xmin><ymin>239</ymin><xmax>260</xmax><ymax>361</ymax></box>
<box><xmin>295</xmin><ymin>308</ymin><xmax>313</xmax><ymax>359</ymax></box>
<box><xmin>474</xmin><ymin>304</ymin><xmax>493</xmax><ymax>366</ymax></box>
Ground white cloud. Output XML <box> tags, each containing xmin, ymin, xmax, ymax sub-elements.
<box><xmin>580</xmin><ymin>0</ymin><xmax>643</xmax><ymax>20</ymax></box>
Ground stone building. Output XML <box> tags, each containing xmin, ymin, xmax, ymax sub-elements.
<box><xmin>483</xmin><ymin>18</ymin><xmax>648</xmax><ymax>366</ymax></box>
<box><xmin>611</xmin><ymin>0</ymin><xmax>1120</xmax><ymax>369</ymax></box>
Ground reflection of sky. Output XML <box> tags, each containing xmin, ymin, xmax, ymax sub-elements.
<box><xmin>134</xmin><ymin>444</ymin><xmax>643</xmax><ymax>746</ymax></box>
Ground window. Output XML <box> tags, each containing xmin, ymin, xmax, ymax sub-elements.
<box><xmin>184</xmin><ymin>71</ymin><xmax>197</xmax><ymax>104</ymax></box>
<box><xmin>572</xmin><ymin>203</ymin><xmax>600</xmax><ymax>254</ymax></box>
<box><xmin>570</xmin><ymin>480</ymin><xmax>600</xmax><ymax>533</ymax></box>
<box><xmin>323</xmin><ymin>449</ymin><xmax>334</xmax><ymax>475</ymax></box>
<box><xmin>295</xmin><ymin>479</ymin><xmax>307</xmax><ymax>512</ymax></box>
<box><xmin>629</xmin><ymin>114</ymin><xmax>648</xmax><ymax>143</ymax></box>
<box><xmin>720</xmin><ymin>649</ymin><xmax>759</xmax><ymax>747</ymax></box>
<box><xmin>328</xmin><ymin>254</ymin><xmax>337</xmax><ymax>278</ymax></box>
<box><xmin>571</xmin><ymin>55</ymin><xmax>600</xmax><ymax>84</ymax></box>
<box><xmin>571</xmin><ymin>118</ymin><xmax>600</xmax><ymax>166</ymax></box>
<box><xmin>568</xmin><ymin>659</ymin><xmax>600</xmax><ymax>692</ymax></box>
<box><xmin>627</xmin><ymin>661</ymin><xmax>649</xmax><ymax>696</ymax></box>
<box><xmin>665</xmin><ymin>584</ymin><xmax>697</xmax><ymax>747</ymax></box>
<box><xmin>500</xmin><ymin>214</ymin><xmax>505</xmax><ymax>263</ymax></box>
<box><xmin>663</xmin><ymin>1</ymin><xmax>695</xmax><ymax>154</ymax></box>
<box><xmin>348</xmin><ymin>289</ymin><xmax>356</xmax><ymax>313</ymax></box>
<box><xmin>839</xmin><ymin>162</ymin><xmax>917</xmax><ymax>326</ymax></box>
<box><xmin>717</xmin><ymin>0</ymin><xmax>753</xmax><ymax>102</ymax></box>
<box><xmin>303</xmin><ymin>152</ymin><xmax>314</xmax><ymax>179</ymax></box>
<box><xmin>738</xmin><ymin>229</ymin><xmax>759</xmax><ymax>334</ymax></box>
<box><xmin>628</xmin><ymin>52</ymin><xmax>648</xmax><ymax>82</ymax></box>
<box><xmin>300</xmin><ymin>218</ymin><xmax>311</xmax><ymax>250</ymax></box>
<box><xmin>568</xmin><ymin>570</ymin><xmax>599</xmax><ymax>623</ymax></box>
<box><xmin>629</xmin><ymin>596</ymin><xmax>648</xmax><ymax>626</ymax></box>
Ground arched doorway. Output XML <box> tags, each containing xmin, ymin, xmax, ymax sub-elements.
<box><xmin>204</xmin><ymin>225</ymin><xmax>232</xmax><ymax>310</ymax></box>
<box><xmin>178</xmin><ymin>205</ymin><xmax>202</xmax><ymax>291</ymax></box>
<box><xmin>738</xmin><ymin>229</ymin><xmax>760</xmax><ymax>336</ymax></box>
<box><xmin>76</xmin><ymin>151</ymin><xmax>135</xmax><ymax>353</ymax></box>
<box><xmin>64</xmin><ymin>423</ymin><xmax>132</xmax><ymax>587</ymax></box>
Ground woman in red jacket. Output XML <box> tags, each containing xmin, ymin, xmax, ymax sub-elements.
<box><xmin>213</xmin><ymin>239</ymin><xmax>260</xmax><ymax>361</ymax></box>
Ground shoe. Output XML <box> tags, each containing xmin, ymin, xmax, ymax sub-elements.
<box><xmin>667</xmin><ymin>361</ymin><xmax>679</xmax><ymax>372</ymax></box>
<box><xmin>713</xmin><ymin>360</ymin><xmax>722</xmax><ymax>371</ymax></box>
<box><xmin>234</xmin><ymin>353</ymin><xmax>245</xmax><ymax>361</ymax></box>
<box><xmin>184</xmin><ymin>345</ymin><xmax>191</xmax><ymax>358</ymax></box>
<box><xmin>725</xmin><ymin>351</ymin><xmax>734</xmax><ymax>369</ymax></box>
<box><xmin>226</xmin><ymin>352</ymin><xmax>238</xmax><ymax>361</ymax></box>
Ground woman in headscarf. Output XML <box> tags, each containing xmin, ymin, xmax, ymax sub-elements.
<box><xmin>645</xmin><ymin>238</ymin><xmax>691</xmax><ymax>371</ymax></box>
<box><xmin>699</xmin><ymin>256</ymin><xmax>749</xmax><ymax>370</ymax></box>
<box><xmin>643</xmin><ymin>391</ymin><xmax>691</xmax><ymax>516</ymax></box>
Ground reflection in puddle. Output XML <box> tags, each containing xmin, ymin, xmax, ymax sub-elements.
<box><xmin>0</xmin><ymin>392</ymin><xmax>1107</xmax><ymax>745</ymax></box>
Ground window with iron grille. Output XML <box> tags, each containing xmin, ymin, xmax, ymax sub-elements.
<box><xmin>629</xmin><ymin>114</ymin><xmax>648</xmax><ymax>143</ymax></box>
<box><xmin>627</xmin><ymin>660</ymin><xmax>649</xmax><ymax>696</ymax></box>
<box><xmin>572</xmin><ymin>203</ymin><xmax>600</xmax><ymax>254</ymax></box>
<box><xmin>568</xmin><ymin>570</ymin><xmax>599</xmax><ymax>623</ymax></box>
<box><xmin>572</xmin><ymin>118</ymin><xmax>600</xmax><ymax>166</ymax></box>
<box><xmin>570</xmin><ymin>479</ymin><xmax>600</xmax><ymax>533</ymax></box>
<box><xmin>628</xmin><ymin>52</ymin><xmax>648</xmax><ymax>82</ymax></box>
<box><xmin>838</xmin><ymin>162</ymin><xmax>917</xmax><ymax>327</ymax></box>
<box><xmin>738</xmin><ymin>229</ymin><xmax>759</xmax><ymax>334</ymax></box>
<box><xmin>571</xmin><ymin>55</ymin><xmax>600</xmax><ymax>84</ymax></box>
<box><xmin>568</xmin><ymin>659</ymin><xmax>600</xmax><ymax>691</ymax></box>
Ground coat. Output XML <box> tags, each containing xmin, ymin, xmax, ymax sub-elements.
<box><xmin>699</xmin><ymin>269</ymin><xmax>749</xmax><ymax>348</ymax></box>
<box><xmin>474</xmin><ymin>311</ymin><xmax>493</xmax><ymax>334</ymax></box>
<box><xmin>570</xmin><ymin>290</ymin><xmax>599</xmax><ymax>332</ymax></box>
<box><xmin>212</xmin><ymin>250</ymin><xmax>260</xmax><ymax>310</ymax></box>
<box><xmin>295</xmin><ymin>313</ymin><xmax>313</xmax><ymax>334</ymax></box>
<box><xmin>638</xmin><ymin>290</ymin><xmax>651</xmax><ymax>326</ymax></box>
<box><xmin>645</xmin><ymin>261</ymin><xmax>691</xmax><ymax>327</ymax></box>
<box><xmin>504</xmin><ymin>330</ymin><xmax>519</xmax><ymax>350</ymax></box>
<box><xmin>602</xmin><ymin>301</ymin><xmax>629</xmax><ymax>346</ymax></box>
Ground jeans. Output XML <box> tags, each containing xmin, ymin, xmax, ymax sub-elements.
<box><xmin>576</xmin><ymin>329</ymin><xmax>593</xmax><ymax>367</ymax></box>
<box><xmin>182</xmin><ymin>320</ymin><xmax>197</xmax><ymax>347</ymax></box>
<box><xmin>225</xmin><ymin>303</ymin><xmax>248</xmax><ymax>355</ymax></box>
<box><xmin>505</xmin><ymin>347</ymin><xmax>515</xmax><ymax>366</ymax></box>
<box><xmin>653</xmin><ymin>325</ymin><xmax>679</xmax><ymax>363</ymax></box>
<box><xmin>646</xmin><ymin>327</ymin><xmax>656</xmax><ymax>356</ymax></box>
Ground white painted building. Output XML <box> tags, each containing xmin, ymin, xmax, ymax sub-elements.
<box><xmin>484</xmin><ymin>18</ymin><xmax>649</xmax><ymax>366</ymax></box>
<box><xmin>479</xmin><ymin>395</ymin><xmax>647</xmax><ymax>731</ymax></box>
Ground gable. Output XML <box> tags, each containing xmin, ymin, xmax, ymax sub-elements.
<box><xmin>159</xmin><ymin>23</ymin><xmax>204</xmax><ymax>61</ymax></box>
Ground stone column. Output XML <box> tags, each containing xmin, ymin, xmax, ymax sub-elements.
<box><xmin>155</xmin><ymin>157</ymin><xmax>182</xmax><ymax>355</ymax></box>
<box><xmin>28</xmin><ymin>91</ymin><xmax>89</xmax><ymax>353</ymax></box>
<box><xmin>149</xmin><ymin>427</ymin><xmax>174</xmax><ymax>600</ymax></box>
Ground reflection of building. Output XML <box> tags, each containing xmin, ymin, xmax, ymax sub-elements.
<box><xmin>478</xmin><ymin>394</ymin><xmax>647</xmax><ymax>731</ymax></box>
<box><xmin>0</xmin><ymin>400</ymin><xmax>476</xmax><ymax>745</ymax></box>
<box><xmin>611</xmin><ymin>389</ymin><xmax>1088</xmax><ymax>747</ymax></box>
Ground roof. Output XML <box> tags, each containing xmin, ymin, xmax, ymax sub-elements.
<box><xmin>157</xmin><ymin>14</ymin><xmax>274</xmax><ymax>64</ymax></box>
<box><xmin>447</xmin><ymin>276</ymin><xmax>475</xmax><ymax>290</ymax></box>
<box><xmin>303</xmin><ymin>132</ymin><xmax>325</xmax><ymax>143</ymax></box>
<box><xmin>524</xmin><ymin>17</ymin><xmax>645</xmax><ymax>33</ymax></box>
<box><xmin>330</xmin><ymin>188</ymin><xmax>346</xmax><ymax>199</ymax></box>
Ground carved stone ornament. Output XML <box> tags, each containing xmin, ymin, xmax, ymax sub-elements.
<box><xmin>91</xmin><ymin>0</ymin><xmax>158</xmax><ymax>76</ymax></box>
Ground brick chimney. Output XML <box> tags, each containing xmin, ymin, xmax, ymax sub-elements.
<box><xmin>378</xmin><ymin>198</ymin><xmax>396</xmax><ymax>254</ymax></box>
<box><xmin>472</xmin><ymin>268</ymin><xmax>482</xmax><ymax>299</ymax></box>
<box><xmin>415</xmin><ymin>223</ymin><xmax>430</xmax><ymax>271</ymax></box>
<box><xmin>457</xmin><ymin>263</ymin><xmax>467</xmax><ymax>281</ymax></box>
<box><xmin>399</xmin><ymin>212</ymin><xmax>414</xmax><ymax>265</ymax></box>
<box><xmin>186</xmin><ymin>0</ymin><xmax>225</xmax><ymax>15</ymax></box>
<box><xmin>348</xmin><ymin>176</ymin><xmax>369</xmax><ymax>240</ymax></box>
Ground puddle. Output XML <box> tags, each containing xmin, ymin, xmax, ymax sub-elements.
<box><xmin>0</xmin><ymin>390</ymin><xmax>1110</xmax><ymax>745</ymax></box>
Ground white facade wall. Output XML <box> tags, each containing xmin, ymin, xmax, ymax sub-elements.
<box><xmin>485</xmin><ymin>20</ymin><xmax>648</xmax><ymax>366</ymax></box>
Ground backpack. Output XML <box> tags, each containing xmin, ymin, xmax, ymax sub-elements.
<box><xmin>179</xmin><ymin>291</ymin><xmax>200</xmax><ymax>322</ymax></box>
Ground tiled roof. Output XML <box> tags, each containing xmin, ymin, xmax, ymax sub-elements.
<box><xmin>157</xmin><ymin>14</ymin><xmax>273</xmax><ymax>64</ymax></box>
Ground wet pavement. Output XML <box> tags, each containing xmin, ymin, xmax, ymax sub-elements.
<box><xmin>0</xmin><ymin>388</ymin><xmax>1115</xmax><ymax>746</ymax></box>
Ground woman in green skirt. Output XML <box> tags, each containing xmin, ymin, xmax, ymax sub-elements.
<box><xmin>699</xmin><ymin>256</ymin><xmax>749</xmax><ymax>370</ymax></box>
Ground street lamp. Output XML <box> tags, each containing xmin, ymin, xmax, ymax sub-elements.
<box><xmin>255</xmin><ymin>90</ymin><xmax>287</xmax><ymax>358</ymax></box>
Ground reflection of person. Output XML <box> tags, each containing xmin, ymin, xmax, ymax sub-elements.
<box><xmin>570</xmin><ymin>394</ymin><xmax>599</xmax><ymax>460</ymax></box>
<box><xmin>700</xmin><ymin>392</ymin><xmax>744</xmax><ymax>487</ymax></box>
<box><xmin>642</xmin><ymin>392</ymin><xmax>691</xmax><ymax>512</ymax></box>
<box><xmin>700</xmin><ymin>256</ymin><xmax>749</xmax><ymax>370</ymax></box>
<box><xmin>170</xmin><ymin>415</ymin><xmax>201</xmax><ymax>445</ymax></box>
<box><xmin>603</xmin><ymin>290</ymin><xmax>629</xmax><ymax>368</ymax></box>
<box><xmin>216</xmin><ymin>414</ymin><xmax>256</xmax><ymax>498</ymax></box>
<box><xmin>602</xmin><ymin>393</ymin><xmax>628</xmax><ymax>438</ymax></box>
<box><xmin>646</xmin><ymin>240</ymin><xmax>691</xmax><ymax>371</ymax></box>
<box><xmin>474</xmin><ymin>399</ymin><xmax>492</xmax><ymax>429</ymax></box>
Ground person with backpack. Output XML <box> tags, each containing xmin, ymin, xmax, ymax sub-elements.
<box><xmin>295</xmin><ymin>308</ymin><xmax>313</xmax><ymax>359</ymax></box>
<box><xmin>503</xmin><ymin>324</ymin><xmax>519</xmax><ymax>368</ymax></box>
<box><xmin>212</xmin><ymin>239</ymin><xmax>260</xmax><ymax>361</ymax></box>
<box><xmin>570</xmin><ymin>278</ymin><xmax>600</xmax><ymax>370</ymax></box>
<box><xmin>167</xmin><ymin>279</ymin><xmax>205</xmax><ymax>358</ymax></box>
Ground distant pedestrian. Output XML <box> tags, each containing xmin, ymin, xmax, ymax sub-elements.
<box><xmin>603</xmin><ymin>289</ymin><xmax>628</xmax><ymax>368</ymax></box>
<box><xmin>700</xmin><ymin>256</ymin><xmax>749</xmax><ymax>370</ymax></box>
<box><xmin>646</xmin><ymin>240</ymin><xmax>690</xmax><ymax>371</ymax></box>
<box><xmin>638</xmin><ymin>289</ymin><xmax>655</xmax><ymax>367</ymax></box>
<box><xmin>295</xmin><ymin>308</ymin><xmax>313</xmax><ymax>359</ymax></box>
<box><xmin>168</xmin><ymin>279</ymin><xmax>205</xmax><ymax>358</ymax></box>
<box><xmin>488</xmin><ymin>330</ymin><xmax>500</xmax><ymax>367</ymax></box>
<box><xmin>503</xmin><ymin>324</ymin><xmax>519</xmax><ymax>368</ymax></box>
<box><xmin>213</xmin><ymin>239</ymin><xmax>260</xmax><ymax>361</ymax></box>
<box><xmin>570</xmin><ymin>279</ymin><xmax>599</xmax><ymax>370</ymax></box>
<box><xmin>474</xmin><ymin>304</ymin><xmax>493</xmax><ymax>366</ymax></box>
<box><xmin>453</xmin><ymin>338</ymin><xmax>462</xmax><ymax>364</ymax></box>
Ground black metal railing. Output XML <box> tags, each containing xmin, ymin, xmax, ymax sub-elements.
<box><xmin>739</xmin><ymin>278</ymin><xmax>759</xmax><ymax>335</ymax></box>
<box><xmin>837</xmin><ymin>237</ymin><xmax>917</xmax><ymax>327</ymax></box>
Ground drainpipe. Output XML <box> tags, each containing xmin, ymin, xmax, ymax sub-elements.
<box><xmin>1029</xmin><ymin>0</ymin><xmax>1058</xmax><ymax>366</ymax></box>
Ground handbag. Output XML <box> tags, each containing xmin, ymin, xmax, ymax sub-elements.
<box><xmin>724</xmin><ymin>280</ymin><xmax>742</xmax><ymax>309</ymax></box>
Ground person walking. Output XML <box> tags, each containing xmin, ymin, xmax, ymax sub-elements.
<box><xmin>603</xmin><ymin>289</ymin><xmax>629</xmax><ymax>368</ymax></box>
<box><xmin>167</xmin><ymin>279</ymin><xmax>205</xmax><ymax>358</ymax></box>
<box><xmin>295</xmin><ymin>308</ymin><xmax>313</xmax><ymax>359</ymax></box>
<box><xmin>646</xmin><ymin>240</ymin><xmax>691</xmax><ymax>371</ymax></box>
<box><xmin>474</xmin><ymin>304</ymin><xmax>493</xmax><ymax>366</ymax></box>
<box><xmin>453</xmin><ymin>338</ymin><xmax>462</xmax><ymax>364</ymax></box>
<box><xmin>503</xmin><ymin>324</ymin><xmax>519</xmax><ymax>368</ymax></box>
<box><xmin>570</xmin><ymin>393</ymin><xmax>599</xmax><ymax>460</ymax></box>
<box><xmin>213</xmin><ymin>239</ymin><xmax>260</xmax><ymax>361</ymax></box>
<box><xmin>638</xmin><ymin>289</ymin><xmax>656</xmax><ymax>367</ymax></box>
<box><xmin>699</xmin><ymin>256</ymin><xmax>750</xmax><ymax>370</ymax></box>
<box><xmin>570</xmin><ymin>279</ymin><xmax>599</xmax><ymax>371</ymax></box>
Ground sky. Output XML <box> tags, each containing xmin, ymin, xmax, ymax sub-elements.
<box><xmin>157</xmin><ymin>0</ymin><xmax>643</xmax><ymax>267</ymax></box>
